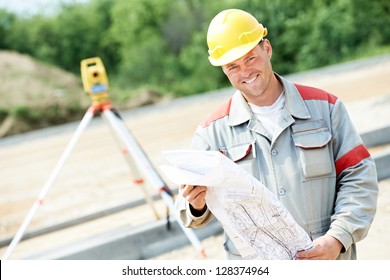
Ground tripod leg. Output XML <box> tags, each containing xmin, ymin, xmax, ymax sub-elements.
<box><xmin>122</xmin><ymin>151</ymin><xmax>161</xmax><ymax>220</ymax></box>
<box><xmin>101</xmin><ymin>108</ymin><xmax>205</xmax><ymax>257</ymax></box>
<box><xmin>103</xmin><ymin>118</ymin><xmax>161</xmax><ymax>220</ymax></box>
<box><xmin>2</xmin><ymin>107</ymin><xmax>95</xmax><ymax>260</ymax></box>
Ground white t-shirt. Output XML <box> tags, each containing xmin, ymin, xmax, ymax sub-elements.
<box><xmin>248</xmin><ymin>92</ymin><xmax>285</xmax><ymax>138</ymax></box>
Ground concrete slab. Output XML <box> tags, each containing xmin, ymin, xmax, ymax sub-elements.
<box><xmin>24</xmin><ymin>219</ymin><xmax>222</xmax><ymax>260</ymax></box>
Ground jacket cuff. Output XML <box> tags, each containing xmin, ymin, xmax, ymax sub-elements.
<box><xmin>326</xmin><ymin>224</ymin><xmax>353</xmax><ymax>253</ymax></box>
<box><xmin>175</xmin><ymin>194</ymin><xmax>212</xmax><ymax>228</ymax></box>
<box><xmin>189</xmin><ymin>204</ymin><xmax>208</xmax><ymax>217</ymax></box>
<box><xmin>186</xmin><ymin>201</ymin><xmax>210</xmax><ymax>220</ymax></box>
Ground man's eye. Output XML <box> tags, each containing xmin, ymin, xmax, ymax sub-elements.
<box><xmin>228</xmin><ymin>66</ymin><xmax>237</xmax><ymax>71</ymax></box>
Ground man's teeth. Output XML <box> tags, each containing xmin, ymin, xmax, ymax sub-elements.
<box><xmin>245</xmin><ymin>76</ymin><xmax>257</xmax><ymax>84</ymax></box>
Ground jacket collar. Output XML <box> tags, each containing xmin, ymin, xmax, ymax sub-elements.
<box><xmin>228</xmin><ymin>73</ymin><xmax>311</xmax><ymax>127</ymax></box>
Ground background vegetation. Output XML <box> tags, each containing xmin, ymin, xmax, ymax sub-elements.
<box><xmin>0</xmin><ymin>0</ymin><xmax>389</xmax><ymax>135</ymax></box>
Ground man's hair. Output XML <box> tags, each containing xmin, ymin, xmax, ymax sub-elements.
<box><xmin>259</xmin><ymin>39</ymin><xmax>265</xmax><ymax>48</ymax></box>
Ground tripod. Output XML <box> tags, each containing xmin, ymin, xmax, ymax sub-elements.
<box><xmin>2</xmin><ymin>58</ymin><xmax>205</xmax><ymax>260</ymax></box>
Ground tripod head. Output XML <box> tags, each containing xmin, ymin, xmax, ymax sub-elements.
<box><xmin>80</xmin><ymin>57</ymin><xmax>111</xmax><ymax>107</ymax></box>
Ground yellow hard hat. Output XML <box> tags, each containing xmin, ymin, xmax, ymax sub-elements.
<box><xmin>207</xmin><ymin>9</ymin><xmax>268</xmax><ymax>66</ymax></box>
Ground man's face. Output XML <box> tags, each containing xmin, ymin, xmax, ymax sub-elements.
<box><xmin>222</xmin><ymin>40</ymin><xmax>274</xmax><ymax>105</ymax></box>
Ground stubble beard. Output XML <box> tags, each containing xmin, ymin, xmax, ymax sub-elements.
<box><xmin>241</xmin><ymin>74</ymin><xmax>272</xmax><ymax>105</ymax></box>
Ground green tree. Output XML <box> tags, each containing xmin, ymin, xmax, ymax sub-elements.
<box><xmin>45</xmin><ymin>0</ymin><xmax>119</xmax><ymax>73</ymax></box>
<box><xmin>0</xmin><ymin>9</ymin><xmax>17</xmax><ymax>49</ymax></box>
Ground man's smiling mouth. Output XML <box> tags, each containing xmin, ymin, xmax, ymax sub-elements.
<box><xmin>243</xmin><ymin>75</ymin><xmax>258</xmax><ymax>84</ymax></box>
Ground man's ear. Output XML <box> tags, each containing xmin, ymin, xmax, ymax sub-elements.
<box><xmin>263</xmin><ymin>39</ymin><xmax>272</xmax><ymax>57</ymax></box>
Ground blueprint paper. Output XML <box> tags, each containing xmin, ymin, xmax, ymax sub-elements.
<box><xmin>160</xmin><ymin>149</ymin><xmax>313</xmax><ymax>260</ymax></box>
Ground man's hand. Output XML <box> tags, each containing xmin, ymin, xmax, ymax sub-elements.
<box><xmin>179</xmin><ymin>184</ymin><xmax>207</xmax><ymax>211</ymax></box>
<box><xmin>295</xmin><ymin>235</ymin><xmax>343</xmax><ymax>260</ymax></box>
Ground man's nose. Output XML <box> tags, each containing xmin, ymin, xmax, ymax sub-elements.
<box><xmin>240</xmin><ymin>64</ymin><xmax>252</xmax><ymax>77</ymax></box>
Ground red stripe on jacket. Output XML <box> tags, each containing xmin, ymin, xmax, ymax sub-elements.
<box><xmin>295</xmin><ymin>84</ymin><xmax>338</xmax><ymax>104</ymax></box>
<box><xmin>201</xmin><ymin>97</ymin><xmax>232</xmax><ymax>128</ymax></box>
<box><xmin>201</xmin><ymin>84</ymin><xmax>336</xmax><ymax>128</ymax></box>
<box><xmin>335</xmin><ymin>144</ymin><xmax>371</xmax><ymax>175</ymax></box>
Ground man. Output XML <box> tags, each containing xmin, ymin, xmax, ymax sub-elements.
<box><xmin>175</xmin><ymin>9</ymin><xmax>378</xmax><ymax>260</ymax></box>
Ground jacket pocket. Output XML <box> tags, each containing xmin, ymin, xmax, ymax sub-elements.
<box><xmin>220</xmin><ymin>142</ymin><xmax>259</xmax><ymax>194</ymax></box>
<box><xmin>221</xmin><ymin>142</ymin><xmax>256</xmax><ymax>174</ymax></box>
<box><xmin>221</xmin><ymin>142</ymin><xmax>255</xmax><ymax>163</ymax></box>
<box><xmin>292</xmin><ymin>121</ymin><xmax>333</xmax><ymax>180</ymax></box>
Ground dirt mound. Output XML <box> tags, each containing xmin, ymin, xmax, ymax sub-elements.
<box><xmin>0</xmin><ymin>50</ymin><xmax>86</xmax><ymax>107</ymax></box>
<box><xmin>0</xmin><ymin>50</ymin><xmax>88</xmax><ymax>136</ymax></box>
<box><xmin>0</xmin><ymin>51</ymin><xmax>170</xmax><ymax>137</ymax></box>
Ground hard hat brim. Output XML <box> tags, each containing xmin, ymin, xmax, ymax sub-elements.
<box><xmin>208</xmin><ymin>40</ymin><xmax>261</xmax><ymax>66</ymax></box>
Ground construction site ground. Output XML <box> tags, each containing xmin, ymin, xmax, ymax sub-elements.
<box><xmin>1</xmin><ymin>55</ymin><xmax>389</xmax><ymax>260</ymax></box>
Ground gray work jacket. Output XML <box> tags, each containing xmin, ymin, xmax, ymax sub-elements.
<box><xmin>175</xmin><ymin>74</ymin><xmax>378</xmax><ymax>260</ymax></box>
